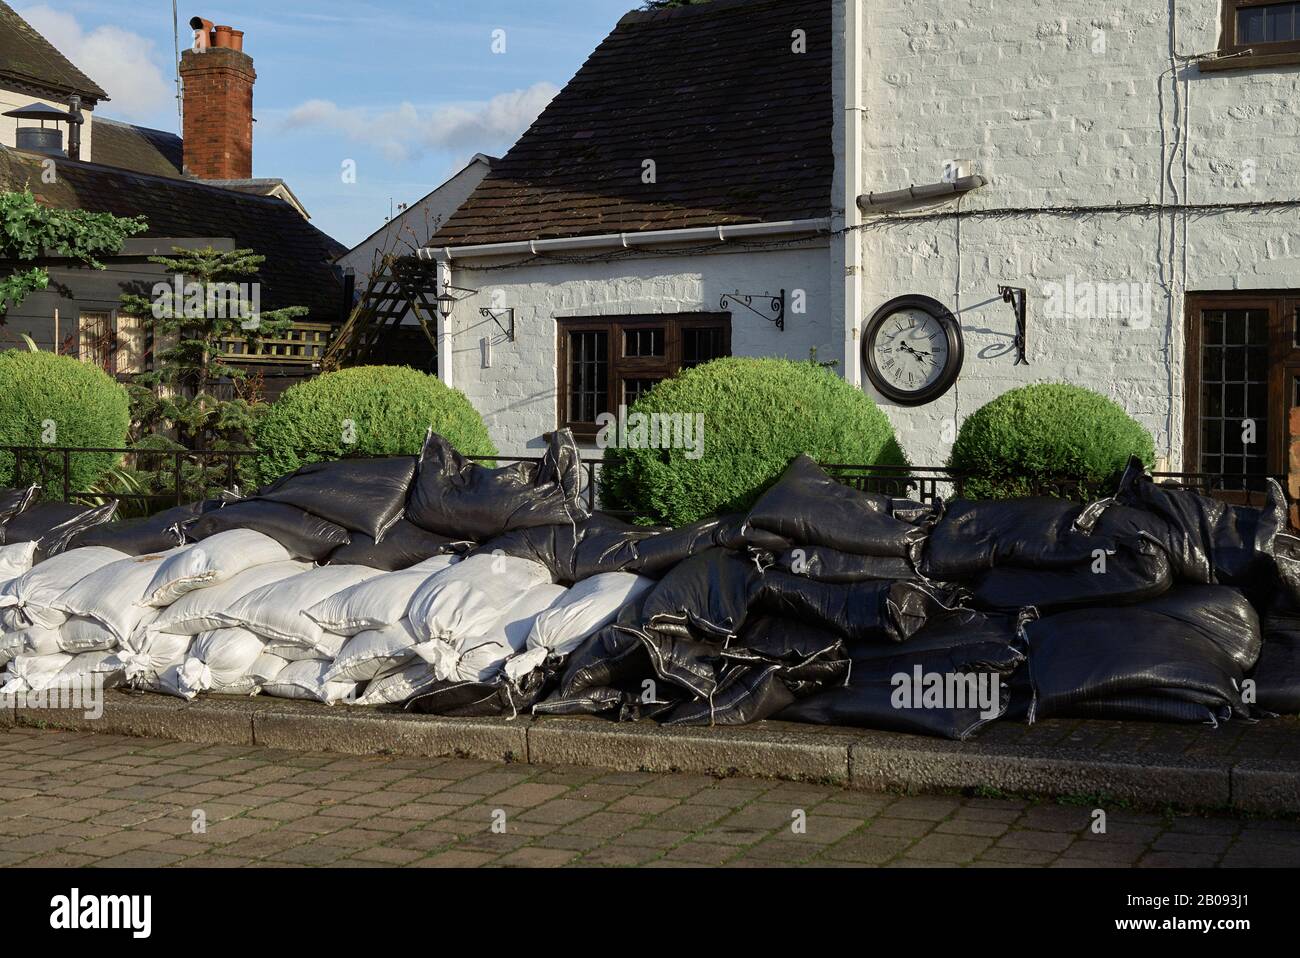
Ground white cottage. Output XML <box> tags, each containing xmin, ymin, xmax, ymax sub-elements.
<box><xmin>418</xmin><ymin>0</ymin><xmax>837</xmax><ymax>456</ymax></box>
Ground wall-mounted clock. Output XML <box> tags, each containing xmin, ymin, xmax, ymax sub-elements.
<box><xmin>862</xmin><ymin>295</ymin><xmax>964</xmax><ymax>406</ymax></box>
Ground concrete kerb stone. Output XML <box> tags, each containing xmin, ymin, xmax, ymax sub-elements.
<box><xmin>849</xmin><ymin>731</ymin><xmax>1233</xmax><ymax>809</ymax></box>
<box><xmin>250</xmin><ymin>698</ymin><xmax>529</xmax><ymax>764</ymax></box>
<box><xmin>527</xmin><ymin>715</ymin><xmax>856</xmax><ymax>784</ymax></box>
<box><xmin>9</xmin><ymin>690</ymin><xmax>255</xmax><ymax>745</ymax></box>
<box><xmin>1230</xmin><ymin>758</ymin><xmax>1300</xmax><ymax>814</ymax></box>
<box><xmin>0</xmin><ymin>692</ymin><xmax>14</xmax><ymax>728</ymax></box>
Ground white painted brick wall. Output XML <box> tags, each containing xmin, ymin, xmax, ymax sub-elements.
<box><xmin>858</xmin><ymin>1</ymin><xmax>1300</xmax><ymax>470</ymax></box>
<box><xmin>446</xmin><ymin>242</ymin><xmax>834</xmax><ymax>456</ymax></box>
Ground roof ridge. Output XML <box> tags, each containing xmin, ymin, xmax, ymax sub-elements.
<box><xmin>618</xmin><ymin>0</ymin><xmax>789</xmax><ymax>27</ymax></box>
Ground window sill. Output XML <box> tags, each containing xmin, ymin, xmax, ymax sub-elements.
<box><xmin>1199</xmin><ymin>49</ymin><xmax>1300</xmax><ymax>72</ymax></box>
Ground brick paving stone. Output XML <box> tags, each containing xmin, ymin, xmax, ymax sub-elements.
<box><xmin>1</xmin><ymin>727</ymin><xmax>1296</xmax><ymax>869</ymax></box>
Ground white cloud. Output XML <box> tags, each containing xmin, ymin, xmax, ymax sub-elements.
<box><xmin>281</xmin><ymin>82</ymin><xmax>559</xmax><ymax>164</ymax></box>
<box><xmin>17</xmin><ymin>5</ymin><xmax>172</xmax><ymax>121</ymax></box>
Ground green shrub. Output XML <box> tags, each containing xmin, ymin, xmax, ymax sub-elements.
<box><xmin>254</xmin><ymin>365</ymin><xmax>497</xmax><ymax>483</ymax></box>
<box><xmin>0</xmin><ymin>350</ymin><xmax>131</xmax><ymax>495</ymax></box>
<box><xmin>600</xmin><ymin>357</ymin><xmax>908</xmax><ymax>526</ymax></box>
<box><xmin>949</xmin><ymin>383</ymin><xmax>1156</xmax><ymax>499</ymax></box>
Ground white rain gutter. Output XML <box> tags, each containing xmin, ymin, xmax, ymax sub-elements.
<box><xmin>417</xmin><ymin>218</ymin><xmax>833</xmax><ymax>263</ymax></box>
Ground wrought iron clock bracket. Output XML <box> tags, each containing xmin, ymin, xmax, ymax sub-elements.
<box><xmin>998</xmin><ymin>285</ymin><xmax>1029</xmax><ymax>366</ymax></box>
<box><xmin>720</xmin><ymin>289</ymin><xmax>785</xmax><ymax>331</ymax></box>
<box><xmin>479</xmin><ymin>307</ymin><xmax>516</xmax><ymax>342</ymax></box>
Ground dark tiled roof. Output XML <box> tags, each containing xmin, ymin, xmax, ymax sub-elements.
<box><xmin>431</xmin><ymin>0</ymin><xmax>832</xmax><ymax>248</ymax></box>
<box><xmin>0</xmin><ymin>0</ymin><xmax>108</xmax><ymax>103</ymax></box>
<box><xmin>0</xmin><ymin>146</ymin><xmax>346</xmax><ymax>323</ymax></box>
<box><xmin>91</xmin><ymin>118</ymin><xmax>183</xmax><ymax>178</ymax></box>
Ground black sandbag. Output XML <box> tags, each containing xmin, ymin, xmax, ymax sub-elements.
<box><xmin>640</xmin><ymin>548</ymin><xmax>762</xmax><ymax>641</ymax></box>
<box><xmin>851</xmin><ymin>608</ymin><xmax>1024</xmax><ymax>663</ymax></box>
<box><xmin>1024</xmin><ymin>607</ymin><xmax>1247</xmax><ymax>724</ymax></box>
<box><xmin>1115</xmin><ymin>457</ymin><xmax>1286</xmax><ymax>585</ymax></box>
<box><xmin>661</xmin><ymin>664</ymin><xmax>797</xmax><ymax>726</ymax></box>
<box><xmin>256</xmin><ymin>456</ymin><xmax>416</xmax><ymax>541</ymax></box>
<box><xmin>67</xmin><ymin>509</ymin><xmax>188</xmax><ymax>555</ymax></box>
<box><xmin>970</xmin><ymin>537</ymin><xmax>1172</xmax><ymax>614</ymax></box>
<box><xmin>1269</xmin><ymin>531</ymin><xmax>1300</xmax><ymax>613</ymax></box>
<box><xmin>637</xmin><ymin>627</ymin><xmax>727</xmax><ymax>699</ymax></box>
<box><xmin>1254</xmin><ymin>616</ymin><xmax>1300</xmax><ymax>714</ymax></box>
<box><xmin>1059</xmin><ymin>693</ymin><xmax>1232</xmax><ymax>725</ymax></box>
<box><xmin>723</xmin><ymin>615</ymin><xmax>849</xmax><ymax>687</ymax></box>
<box><xmin>768</xmin><ymin>546</ymin><xmax>918</xmax><ymax>583</ymax></box>
<box><xmin>406</xmin><ymin>430</ymin><xmax>586</xmax><ymax>541</ymax></box>
<box><xmin>330</xmin><ymin>519</ymin><xmax>471</xmax><ymax>571</ymax></box>
<box><xmin>921</xmin><ymin>498</ymin><xmax>1113</xmax><ymax>579</ymax></box>
<box><xmin>1136</xmin><ymin>584</ymin><xmax>1262</xmax><ymax>671</ymax></box>
<box><xmin>473</xmin><ymin>514</ymin><xmax>654</xmax><ymax>584</ymax></box>
<box><xmin>0</xmin><ymin>486</ymin><xmax>37</xmax><ymax>525</ymax></box>
<box><xmin>711</xmin><ymin>514</ymin><xmax>793</xmax><ymax>553</ymax></box>
<box><xmin>406</xmin><ymin>669</ymin><xmax>549</xmax><ymax>718</ymax></box>
<box><xmin>189</xmin><ymin>500</ymin><xmax>350</xmax><ymax>561</ymax></box>
<box><xmin>558</xmin><ymin>603</ymin><xmax>654</xmax><ymax>696</ymax></box>
<box><xmin>628</xmin><ymin>516</ymin><xmax>726</xmax><ymax>579</ymax></box>
<box><xmin>749</xmin><ymin>572</ymin><xmax>960</xmax><ymax>644</ymax></box>
<box><xmin>3</xmin><ymin>500</ymin><xmax>118</xmax><ymax>559</ymax></box>
<box><xmin>534</xmin><ymin>685</ymin><xmax>682</xmax><ymax>721</ymax></box>
<box><xmin>747</xmin><ymin>455</ymin><xmax>926</xmax><ymax>559</ymax></box>
<box><xmin>777</xmin><ymin>642</ymin><xmax>1020</xmax><ymax>740</ymax></box>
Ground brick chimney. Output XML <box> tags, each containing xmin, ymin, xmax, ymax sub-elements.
<box><xmin>179</xmin><ymin>30</ymin><xmax>255</xmax><ymax>180</ymax></box>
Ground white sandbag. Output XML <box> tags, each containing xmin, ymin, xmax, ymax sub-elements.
<box><xmin>0</xmin><ymin>541</ymin><xmax>38</xmax><ymax>580</ymax></box>
<box><xmin>305</xmin><ymin>556</ymin><xmax>459</xmax><ymax>636</ymax></box>
<box><xmin>505</xmin><ymin>573</ymin><xmax>655</xmax><ymax>683</ymax></box>
<box><xmin>1</xmin><ymin>652</ymin><xmax>73</xmax><ymax>694</ymax></box>
<box><xmin>355</xmin><ymin>660</ymin><xmax>436</xmax><ymax>706</ymax></box>
<box><xmin>0</xmin><ymin>547</ymin><xmax>128</xmax><ymax>628</ymax></box>
<box><xmin>109</xmin><ymin>633</ymin><xmax>192</xmax><ymax>689</ymax></box>
<box><xmin>0</xmin><ymin>624</ymin><xmax>62</xmax><ymax>668</ymax></box>
<box><xmin>325</xmin><ymin>619</ymin><xmax>421</xmax><ymax>683</ymax></box>
<box><xmin>54</xmin><ymin>548</ymin><xmax>183</xmax><ymax>643</ymax></box>
<box><xmin>217</xmin><ymin>565</ymin><xmax>382</xmax><ymax>648</ymax></box>
<box><xmin>407</xmin><ymin>554</ymin><xmax>553</xmax><ymax>645</ymax></box>
<box><xmin>415</xmin><ymin>583</ymin><xmax>567</xmax><ymax>683</ymax></box>
<box><xmin>57</xmin><ymin>650</ymin><xmax>125</xmax><ymax>688</ymax></box>
<box><xmin>143</xmin><ymin>530</ymin><xmax>293</xmax><ymax>607</ymax></box>
<box><xmin>58</xmin><ymin>616</ymin><xmax>120</xmax><ymax>654</ymax></box>
<box><xmin>260</xmin><ymin>658</ymin><xmax>358</xmax><ymax>705</ymax></box>
<box><xmin>247</xmin><ymin>651</ymin><xmax>290</xmax><ymax>687</ymax></box>
<box><xmin>161</xmin><ymin>628</ymin><xmax>265</xmax><ymax>700</ymax></box>
<box><xmin>265</xmin><ymin>631</ymin><xmax>346</xmax><ymax>662</ymax></box>
<box><xmin>148</xmin><ymin>560</ymin><xmax>311</xmax><ymax>637</ymax></box>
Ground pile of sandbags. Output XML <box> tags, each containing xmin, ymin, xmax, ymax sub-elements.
<box><xmin>1</xmin><ymin>432</ymin><xmax>1297</xmax><ymax>744</ymax></box>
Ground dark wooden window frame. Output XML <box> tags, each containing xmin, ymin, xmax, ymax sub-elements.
<box><xmin>1184</xmin><ymin>291</ymin><xmax>1299</xmax><ymax>499</ymax></box>
<box><xmin>557</xmin><ymin>313</ymin><xmax>731</xmax><ymax>439</ymax></box>
<box><xmin>1204</xmin><ymin>0</ymin><xmax>1300</xmax><ymax>71</ymax></box>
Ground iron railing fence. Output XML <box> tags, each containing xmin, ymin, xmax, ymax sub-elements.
<box><xmin>0</xmin><ymin>445</ymin><xmax>1284</xmax><ymax>517</ymax></box>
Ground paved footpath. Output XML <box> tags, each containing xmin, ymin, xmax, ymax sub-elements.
<box><xmin>1</xmin><ymin>726</ymin><xmax>1298</xmax><ymax>868</ymax></box>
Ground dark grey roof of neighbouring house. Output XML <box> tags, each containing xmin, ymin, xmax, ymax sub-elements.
<box><xmin>91</xmin><ymin>117</ymin><xmax>184</xmax><ymax>178</ymax></box>
<box><xmin>0</xmin><ymin>0</ymin><xmax>108</xmax><ymax>103</ymax></box>
<box><xmin>430</xmin><ymin>0</ymin><xmax>832</xmax><ymax>248</ymax></box>
<box><xmin>0</xmin><ymin>145</ymin><xmax>347</xmax><ymax>323</ymax></box>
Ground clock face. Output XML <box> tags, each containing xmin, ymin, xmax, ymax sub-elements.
<box><xmin>863</xmin><ymin>296</ymin><xmax>964</xmax><ymax>406</ymax></box>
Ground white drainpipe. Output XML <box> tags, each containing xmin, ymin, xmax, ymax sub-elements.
<box><xmin>841</xmin><ymin>0</ymin><xmax>865</xmax><ymax>388</ymax></box>
<box><xmin>435</xmin><ymin>258</ymin><xmax>454</xmax><ymax>389</ymax></box>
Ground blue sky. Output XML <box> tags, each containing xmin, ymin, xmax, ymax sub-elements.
<box><xmin>20</xmin><ymin>1</ymin><xmax>639</xmax><ymax>245</ymax></box>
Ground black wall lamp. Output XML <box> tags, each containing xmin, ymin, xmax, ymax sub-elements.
<box><xmin>435</xmin><ymin>285</ymin><xmax>478</xmax><ymax>319</ymax></box>
<box><xmin>998</xmin><ymin>285</ymin><xmax>1029</xmax><ymax>366</ymax></box>
<box><xmin>720</xmin><ymin>289</ymin><xmax>785</xmax><ymax>331</ymax></box>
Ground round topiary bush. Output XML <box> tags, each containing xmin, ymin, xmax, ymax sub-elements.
<box><xmin>949</xmin><ymin>383</ymin><xmax>1156</xmax><ymax>499</ymax></box>
<box><xmin>600</xmin><ymin>357</ymin><xmax>908</xmax><ymax>526</ymax></box>
<box><xmin>254</xmin><ymin>365</ymin><xmax>497</xmax><ymax>483</ymax></box>
<box><xmin>0</xmin><ymin>350</ymin><xmax>131</xmax><ymax>495</ymax></box>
